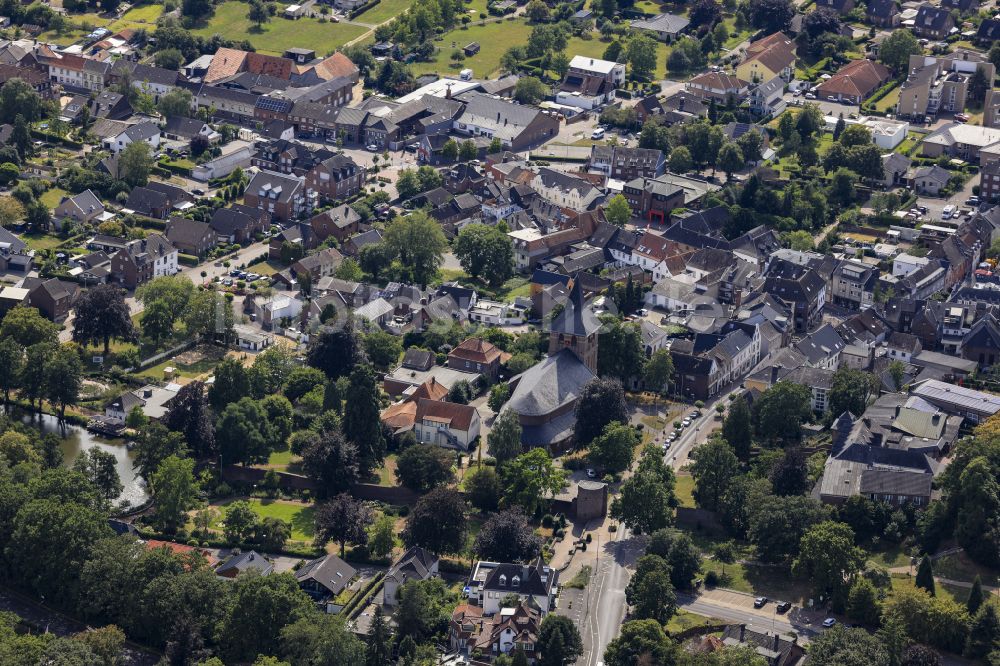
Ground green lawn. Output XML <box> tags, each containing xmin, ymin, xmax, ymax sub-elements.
<box><xmin>354</xmin><ymin>0</ymin><xmax>419</xmax><ymax>25</ymax></box>
<box><xmin>675</xmin><ymin>474</ymin><xmax>695</xmax><ymax>508</ymax></box>
<box><xmin>666</xmin><ymin>609</ymin><xmax>722</xmax><ymax>634</ymax></box>
<box><xmin>874</xmin><ymin>86</ymin><xmax>901</xmax><ymax>113</ymax></box>
<box><xmin>868</xmin><ymin>546</ymin><xmax>913</xmax><ymax>570</ymax></box>
<box><xmin>410</xmin><ymin>18</ymin><xmax>533</xmax><ymax>78</ymax></box>
<box><xmin>214</xmin><ymin>498</ymin><xmax>316</xmax><ymax>542</ymax></box>
<box><xmin>108</xmin><ymin>4</ymin><xmax>164</xmax><ymax>31</ymax></box>
<box><xmin>191</xmin><ymin>3</ymin><xmax>367</xmax><ymax>55</ymax></box>
<box><xmin>135</xmin><ymin>346</ymin><xmax>228</xmax><ymax>381</ymax></box>
<box><xmin>932</xmin><ymin>552</ymin><xmax>1000</xmax><ymax>587</ymax></box>
<box><xmin>40</xmin><ymin>187</ymin><xmax>68</xmax><ymax>210</ymax></box>
<box><xmin>21</xmin><ymin>233</ymin><xmax>64</xmax><ymax>251</ymax></box>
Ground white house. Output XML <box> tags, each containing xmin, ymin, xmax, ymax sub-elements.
<box><xmin>468</xmin><ymin>559</ymin><xmax>558</xmax><ymax>616</ymax></box>
<box><xmin>192</xmin><ymin>140</ymin><xmax>254</xmax><ymax>182</ymax></box>
<box><xmin>383</xmin><ymin>547</ymin><xmax>439</xmax><ymax>606</ymax></box>
<box><xmin>255</xmin><ymin>294</ymin><xmax>303</xmax><ymax>329</ymax></box>
<box><xmin>235</xmin><ymin>325</ymin><xmax>273</xmax><ymax>351</ymax></box>
<box><xmin>529</xmin><ymin>168</ymin><xmax>602</xmax><ymax>211</ymax></box>
<box><xmin>103</xmin><ymin>122</ymin><xmax>161</xmax><ymax>154</ymax></box>
<box><xmin>413</xmin><ymin>399</ymin><xmax>482</xmax><ymax>450</ymax></box>
<box><xmin>893</xmin><ymin>252</ymin><xmax>932</xmax><ymax>277</ymax></box>
<box><xmin>567</xmin><ymin>55</ymin><xmax>626</xmax><ymax>86</ymax></box>
<box><xmin>105</xmin><ymin>384</ymin><xmax>180</xmax><ymax>423</ymax></box>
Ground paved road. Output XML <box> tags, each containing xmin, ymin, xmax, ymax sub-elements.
<box><xmin>678</xmin><ymin>593</ymin><xmax>820</xmax><ymax>642</ymax></box>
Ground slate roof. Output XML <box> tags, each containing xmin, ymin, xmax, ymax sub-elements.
<box><xmin>295</xmin><ymin>554</ymin><xmax>356</xmax><ymax>595</ymax></box>
<box><xmin>550</xmin><ymin>280</ymin><xmax>601</xmax><ymax>338</ymax></box>
<box><xmin>506</xmin><ymin>349</ymin><xmax>595</xmax><ymax>417</ymax></box>
<box><xmin>794</xmin><ymin>324</ymin><xmax>846</xmax><ymax>364</ymax></box>
<box><xmin>631</xmin><ymin>12</ymin><xmax>690</xmax><ymax>34</ymax></box>
<box><xmin>216</xmin><ymin>550</ymin><xmax>274</xmax><ymax>577</ymax></box>
<box><xmin>386</xmin><ymin>546</ymin><xmax>438</xmax><ymax>585</ymax></box>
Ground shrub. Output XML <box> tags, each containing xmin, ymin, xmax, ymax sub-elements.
<box><xmin>541</xmin><ymin>514</ymin><xmax>554</xmax><ymax>528</ymax></box>
<box><xmin>705</xmin><ymin>570</ymin><xmax>719</xmax><ymax>587</ymax></box>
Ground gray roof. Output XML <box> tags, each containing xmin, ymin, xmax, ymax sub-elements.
<box><xmin>859</xmin><ymin>468</ymin><xmax>933</xmax><ymax>497</ymax></box>
<box><xmin>217</xmin><ymin>550</ymin><xmax>273</xmax><ymax>577</ymax></box>
<box><xmin>549</xmin><ymin>280</ymin><xmax>601</xmax><ymax>338</ymax></box>
<box><xmin>295</xmin><ymin>554</ymin><xmax>356</xmax><ymax>595</ymax></box>
<box><xmin>910</xmin><ymin>378</ymin><xmax>1000</xmax><ymax>416</ymax></box>
<box><xmin>505</xmin><ymin>348</ymin><xmax>595</xmax><ymax>417</ymax></box>
<box><xmin>123</xmin><ymin>122</ymin><xmax>160</xmax><ymax>142</ymax></box>
<box><xmin>631</xmin><ymin>12</ymin><xmax>690</xmax><ymax>34</ymax></box>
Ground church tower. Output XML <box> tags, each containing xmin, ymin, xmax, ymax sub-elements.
<box><xmin>548</xmin><ymin>279</ymin><xmax>601</xmax><ymax>372</ymax></box>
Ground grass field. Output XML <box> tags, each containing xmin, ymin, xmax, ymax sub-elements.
<box><xmin>874</xmin><ymin>86</ymin><xmax>901</xmax><ymax>113</ymax></box>
<box><xmin>354</xmin><ymin>0</ymin><xmax>418</xmax><ymax>25</ymax></box>
<box><xmin>191</xmin><ymin>3</ymin><xmax>367</xmax><ymax>55</ymax></box>
<box><xmin>410</xmin><ymin>18</ymin><xmax>532</xmax><ymax>78</ymax></box>
<box><xmin>213</xmin><ymin>498</ymin><xmax>316</xmax><ymax>542</ymax></box>
<box><xmin>109</xmin><ymin>4</ymin><xmax>164</xmax><ymax>31</ymax></box>
<box><xmin>675</xmin><ymin>474</ymin><xmax>696</xmax><ymax>508</ymax></box>
<box><xmin>21</xmin><ymin>232</ymin><xmax>64</xmax><ymax>251</ymax></box>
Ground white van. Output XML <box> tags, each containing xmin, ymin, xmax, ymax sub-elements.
<box><xmin>459</xmin><ymin>68</ymin><xmax>473</xmax><ymax>81</ymax></box>
<box><xmin>591</xmin><ymin>128</ymin><xmax>605</xmax><ymax>140</ymax></box>
<box><xmin>942</xmin><ymin>205</ymin><xmax>955</xmax><ymax>219</ymax></box>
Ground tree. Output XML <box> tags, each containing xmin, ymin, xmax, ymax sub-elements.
<box><xmin>488</xmin><ymin>409</ymin><xmax>523</xmax><ymax>464</ymax></box>
<box><xmin>879</xmin><ymin>29</ymin><xmax>920</xmax><ymax>73</ymax></box>
<box><xmin>0</xmin><ymin>80</ymin><xmax>51</xmax><ymax>125</ymax></box>
<box><xmin>465</xmin><ymin>466</ymin><xmax>501</xmax><ymax>513</ymax></box>
<box><xmin>72</xmin><ymin>449</ymin><xmax>122</xmax><ymax>502</ymax></box>
<box><xmin>829</xmin><ymin>367</ymin><xmax>880</xmax><ymax>419</ymax></box>
<box><xmin>690</xmin><ymin>0</ymin><xmax>722</xmax><ymax>26</ymax></box>
<box><xmin>605</xmin><ymin>194</ymin><xmax>632</xmax><ymax>227</ymax></box>
<box><xmin>74</xmin><ymin>625</ymin><xmax>126</xmax><ymax>666</ymax></box>
<box><xmin>279</xmin><ymin>614</ymin><xmax>365</xmax><ymax>665</ymax></box>
<box><xmin>968</xmin><ymin>575</ymin><xmax>985</xmax><ymax>615</ymax></box>
<box><xmin>599</xmin><ymin>320</ymin><xmax>646</xmax><ymax>382</ymax></box>
<box><xmin>526</xmin><ymin>0</ymin><xmax>549</xmax><ymax>22</ymax></box>
<box><xmin>537</xmin><ymin>615</ymin><xmax>583</xmax><ymax>666</ymax></box>
<box><xmin>441</xmin><ymin>139</ymin><xmax>459</xmax><ymax>161</ymax></box>
<box><xmin>588</xmin><ymin>422</ymin><xmax>638</xmax><ymax>474</ymax></box>
<box><xmin>574</xmin><ymin>377</ymin><xmax>629</xmax><ymax>448</ymax></box>
<box><xmin>208</xmin><ymin>357</ymin><xmax>251</xmax><ymax>412</ymax></box>
<box><xmin>248</xmin><ymin>0</ymin><xmax>271</xmax><ymax>27</ymax></box>
<box><xmin>72</xmin><ymin>284</ymin><xmax>135</xmax><ymax>355</ymax></box>
<box><xmin>769</xmin><ymin>447</ymin><xmax>808</xmax><ymax>496</ymax></box>
<box><xmin>808</xmin><ymin>625</ymin><xmax>891</xmax><ymax>666</ymax></box>
<box><xmin>752</xmin><ymin>381</ymin><xmax>813</xmax><ymax>445</ymax></box>
<box><xmin>915</xmin><ymin>555</ymin><xmax>935</xmax><ymax>596</ymax></box>
<box><xmin>884</xmin><ymin>586</ymin><xmax>969</xmax><ymax>654</ymax></box>
<box><xmin>747</xmin><ymin>494</ymin><xmax>827</xmax><ymax>563</ymax></box>
<box><xmin>847</xmin><ymin>578</ymin><xmax>881</xmax><ymax>626</ymax></box>
<box><xmin>223</xmin><ymin>500</ymin><xmax>259</xmax><ymax>544</ymax></box>
<box><xmin>647</xmin><ymin>528</ymin><xmax>702</xmax><ymax>590</ymax></box>
<box><xmin>150</xmin><ymin>455</ymin><xmax>199</xmax><ymax>531</ymax></box>
<box><xmin>164</xmin><ymin>381</ymin><xmax>215</xmax><ymax>459</ymax></box>
<box><xmin>133</xmin><ymin>421</ymin><xmax>186</xmax><ymax>481</ymax></box>
<box><xmin>184</xmin><ymin>289</ymin><xmax>234</xmax><ymax>342</ymax></box>
<box><xmin>669</xmin><ymin>146</ymin><xmax>693</xmax><ymax>173</ymax></box>
<box><xmin>342</xmin><ymin>364</ymin><xmax>385</xmax><ymax>476</ymax></box>
<box><xmin>0</xmin><ymin>305</ymin><xmax>58</xmax><ymax>348</ymax></box>
<box><xmin>603</xmin><ymin>620</ymin><xmax>672</xmax><ymax>666</ymax></box>
<box><xmin>625</xmin><ymin>555</ymin><xmax>677</xmax><ymax>623</ymax></box>
<box><xmin>140</xmin><ymin>300</ymin><xmax>174</xmax><ymax>349</ymax></box>
<box><xmin>626</xmin><ymin>35</ymin><xmax>658</xmax><ymax>79</ymax></box>
<box><xmin>643</xmin><ymin>348</ymin><xmax>673</xmax><ymax>398</ymax></box>
<box><xmin>611</xmin><ymin>461</ymin><xmax>677</xmax><ymax>534</ymax></box>
<box><xmin>301</xmin><ymin>428</ymin><xmax>360</xmax><ymax>497</ymax></box>
<box><xmin>315</xmin><ymin>493</ymin><xmax>373</xmax><ymax>557</ymax></box>
<box><xmin>157</xmin><ymin>88</ymin><xmax>193</xmax><ymax>118</ymax></box>
<box><xmin>0</xmin><ymin>337</ymin><xmax>22</xmax><ymax>405</ymax></box>
<box><xmin>717</xmin><ymin>142</ymin><xmax>744</xmax><ymax>180</ymax></box>
<box><xmin>367</xmin><ymin>514</ymin><xmax>396</xmax><ymax>561</ymax></box>
<box><xmin>902</xmin><ymin>645</ymin><xmax>941</xmax><ymax>666</ymax></box>
<box><xmin>488</xmin><ymin>383</ymin><xmax>510</xmax><ymax>413</ymax></box>
<box><xmin>395</xmin><ymin>444</ymin><xmax>454</xmax><ymax>492</ymax></box>
<box><xmin>690</xmin><ymin>437</ymin><xmax>740</xmax><ymax>511</ymax></box>
<box><xmin>453</xmin><ymin>223</ymin><xmax>514</xmax><ymax>286</ymax></box>
<box><xmin>469</xmin><ymin>507</ymin><xmax>540</xmax><ymax>563</ymax></box>
<box><xmin>307</xmin><ymin>321</ymin><xmax>365</xmax><ymax>380</ymax></box>
<box><xmin>402</xmin><ymin>487</ymin><xmax>467</xmax><ymax>554</ymax></box>
<box><xmin>365</xmin><ymin>607</ymin><xmax>392</xmax><ymax>666</ymax></box>
<box><xmin>384</xmin><ymin>211</ymin><xmax>447</xmax><ymax>284</ymax></box>
<box><xmin>118</xmin><ymin>141</ymin><xmax>154</xmax><ymax>187</ymax></box>
<box><xmin>221</xmin><ymin>574</ymin><xmax>315</xmax><ymax>662</ymax></box>
<box><xmin>793</xmin><ymin>521</ymin><xmax>864</xmax><ymax>602</ymax></box>
<box><xmin>514</xmin><ymin>76</ymin><xmax>548</xmax><ymax>105</ymax></box>
<box><xmin>45</xmin><ymin>344</ymin><xmax>82</xmax><ymax>419</ymax></box>
<box><xmin>216</xmin><ymin>397</ymin><xmax>274</xmax><ymax>466</ymax></box>
<box><xmin>722</xmin><ymin>396</ymin><xmax>752</xmax><ymax>461</ymax></box>
<box><xmin>965</xmin><ymin>603</ymin><xmax>1000</xmax><ymax>660</ymax></box>
<box><xmin>501</xmin><ymin>448</ymin><xmax>568</xmax><ymax>515</ymax></box>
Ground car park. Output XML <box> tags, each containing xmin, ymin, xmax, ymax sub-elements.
<box><xmin>591</xmin><ymin>128</ymin><xmax>606</xmax><ymax>140</ymax></box>
<box><xmin>822</xmin><ymin>618</ymin><xmax>837</xmax><ymax>628</ymax></box>
<box><xmin>754</xmin><ymin>597</ymin><xmax>768</xmax><ymax>608</ymax></box>
<box><xmin>692</xmin><ymin>411</ymin><xmax>701</xmax><ymax>418</ymax></box>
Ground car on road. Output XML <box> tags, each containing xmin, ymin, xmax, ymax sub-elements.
<box><xmin>955</xmin><ymin>113</ymin><xmax>970</xmax><ymax>122</ymax></box>
<box><xmin>591</xmin><ymin>128</ymin><xmax>606</xmax><ymax>140</ymax></box>
<box><xmin>366</xmin><ymin>144</ymin><xmax>379</xmax><ymax>151</ymax></box>
<box><xmin>804</xmin><ymin>92</ymin><xmax>816</xmax><ymax>99</ymax></box>
<box><xmin>586</xmin><ymin>468</ymin><xmax>596</xmax><ymax>478</ymax></box>
<box><xmin>822</xmin><ymin>618</ymin><xmax>837</xmax><ymax>628</ymax></box>
<box><xmin>967</xmin><ymin>196</ymin><xmax>981</xmax><ymax>206</ymax></box>
<box><xmin>754</xmin><ymin>597</ymin><xmax>768</xmax><ymax>608</ymax></box>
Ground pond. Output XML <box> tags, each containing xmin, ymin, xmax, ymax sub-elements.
<box><xmin>19</xmin><ymin>412</ymin><xmax>149</xmax><ymax>508</ymax></box>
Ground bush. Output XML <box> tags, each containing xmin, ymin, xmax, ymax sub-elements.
<box><xmin>705</xmin><ymin>570</ymin><xmax>719</xmax><ymax>587</ymax></box>
<box><xmin>541</xmin><ymin>514</ymin><xmax>554</xmax><ymax>528</ymax></box>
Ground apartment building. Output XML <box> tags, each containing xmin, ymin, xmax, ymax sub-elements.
<box><xmin>896</xmin><ymin>53</ymin><xmax>994</xmax><ymax>120</ymax></box>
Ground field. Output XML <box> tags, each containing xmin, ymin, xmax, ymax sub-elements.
<box><xmin>409</xmin><ymin>18</ymin><xmax>533</xmax><ymax>79</ymax></box>
<box><xmin>39</xmin><ymin>5</ymin><xmax>164</xmax><ymax>44</ymax></box>
<box><xmin>212</xmin><ymin>498</ymin><xmax>317</xmax><ymax>543</ymax></box>
<box><xmin>354</xmin><ymin>0</ymin><xmax>420</xmax><ymax>25</ymax></box>
<box><xmin>191</xmin><ymin>2</ymin><xmax>367</xmax><ymax>56</ymax></box>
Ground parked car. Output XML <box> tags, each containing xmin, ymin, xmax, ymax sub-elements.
<box><xmin>366</xmin><ymin>144</ymin><xmax>379</xmax><ymax>151</ymax></box>
<box><xmin>754</xmin><ymin>597</ymin><xmax>768</xmax><ymax>608</ymax></box>
<box><xmin>681</xmin><ymin>418</ymin><xmax>691</xmax><ymax>427</ymax></box>
<box><xmin>637</xmin><ymin>308</ymin><xmax>649</xmax><ymax>316</ymax></box>
<box><xmin>776</xmin><ymin>601</ymin><xmax>791</xmax><ymax>613</ymax></box>
<box><xmin>822</xmin><ymin>618</ymin><xmax>837</xmax><ymax>628</ymax></box>
<box><xmin>955</xmin><ymin>113</ymin><xmax>970</xmax><ymax>122</ymax></box>
<box><xmin>805</xmin><ymin>92</ymin><xmax>816</xmax><ymax>100</ymax></box>
<box><xmin>967</xmin><ymin>196</ymin><xmax>981</xmax><ymax>206</ymax></box>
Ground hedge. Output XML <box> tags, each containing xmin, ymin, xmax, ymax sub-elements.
<box><xmin>30</xmin><ymin>129</ymin><xmax>83</xmax><ymax>150</ymax></box>
<box><xmin>158</xmin><ymin>160</ymin><xmax>193</xmax><ymax>176</ymax></box>
<box><xmin>178</xmin><ymin>253</ymin><xmax>199</xmax><ymax>267</ymax></box>
<box><xmin>349</xmin><ymin>0</ymin><xmax>379</xmax><ymax>18</ymax></box>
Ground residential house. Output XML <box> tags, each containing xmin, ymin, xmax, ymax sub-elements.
<box><xmin>815</xmin><ymin>0</ymin><xmax>854</xmax><ymax>12</ymax></box>
<box><xmin>748</xmin><ymin>76</ymin><xmax>786</xmax><ymax>118</ymax></box>
<box><xmin>984</xmin><ymin>89</ymin><xmax>1000</xmax><ymax>130</ymax></box>
<box><xmin>165</xmin><ymin>217</ymin><xmax>216</xmax><ymax>257</ymax></box>
<box><xmin>720</xmin><ymin>624</ymin><xmax>805</xmax><ymax>666</ymax></box>
<box><xmin>921</xmin><ymin>123</ymin><xmax>1000</xmax><ymax>163</ymax></box>
<box><xmin>162</xmin><ymin>116</ymin><xmax>216</xmax><ymax>143</ymax></box>
<box><xmin>46</xmin><ymin>53</ymin><xmax>110</xmax><ymax>92</ymax></box>
<box><xmin>53</xmin><ymin>190</ymin><xmax>105</xmax><ymax>227</ymax></box>
<box><xmin>887</xmin><ymin>330</ymin><xmax>922</xmax><ymax>362</ymax></box>
<box><xmin>867</xmin><ymin>0</ymin><xmax>900</xmax><ymax>27</ymax></box>
<box><xmin>110</xmin><ymin>234</ymin><xmax>178</xmax><ymax>289</ymax></box>
<box><xmin>589</xmin><ymin>145</ymin><xmax>665</xmax><ymax>181</ymax></box>
<box><xmin>530</xmin><ymin>168</ymin><xmax>603</xmax><ymax>211</ymax></box>
<box><xmin>557</xmin><ymin>72</ymin><xmax>616</xmax><ymax>110</ymax></box>
<box><xmin>449</xmin><ymin>337</ymin><xmax>506</xmax><ymax>381</ymax></box>
<box><xmin>209</xmin><ymin>204</ymin><xmax>269</xmax><ymax>244</ymax></box>
<box><xmin>976</xmin><ymin>18</ymin><xmax>1000</xmax><ymax>45</ymax></box>
<box><xmin>384</xmin><ymin>547</ymin><xmax>439</xmax><ymax>606</ymax></box>
<box><xmin>255</xmin><ymin>294</ymin><xmax>304</xmax><ymax>329</ymax></box>
<box><xmin>103</xmin><ymin>121</ymin><xmax>160</xmax><ymax>153</ymax></box>
<box><xmin>685</xmin><ymin>72</ymin><xmax>750</xmax><ymax>103</ymax></box>
<box><xmin>794</xmin><ymin>324</ymin><xmax>846</xmax><ymax>370</ymax></box>
<box><xmin>830</xmin><ymin>260</ymin><xmax>879</xmax><ymax>310</ymax></box>
<box><xmin>105</xmin><ymin>384</ymin><xmax>179</xmax><ymax>422</ymax></box>
<box><xmin>567</xmin><ymin>55</ymin><xmax>626</xmax><ymax>87</ymax></box>
<box><xmin>961</xmin><ymin>312</ymin><xmax>1000</xmax><ymax>369</ymax></box>
<box><xmin>467</xmin><ymin>558</ymin><xmax>559</xmax><ymax>615</ymax></box>
<box><xmin>981</xmin><ymin>160</ymin><xmax>1000</xmax><ymax>203</ymax></box>
<box><xmin>941</xmin><ymin>0</ymin><xmax>977</xmax><ymax>13</ymax></box>
<box><xmin>736</xmin><ymin>32</ymin><xmax>797</xmax><ymax>83</ymax></box>
<box><xmin>216</xmin><ymin>551</ymin><xmax>273</xmax><ymax>578</ymax></box>
<box><xmin>244</xmin><ymin>170</ymin><xmax>311</xmax><ymax>223</ymax></box>
<box><xmin>305</xmin><ymin>154</ymin><xmax>362</xmax><ymax>202</ymax></box>
<box><xmin>24</xmin><ymin>277</ymin><xmax>79</xmax><ymax>321</ymax></box>
<box><xmin>295</xmin><ymin>554</ymin><xmax>356</xmax><ymax>609</ymax></box>
<box><xmin>911</xmin><ymin>4</ymin><xmax>954</xmax><ymax>39</ymax></box>
<box><xmin>306</xmin><ymin>204</ymin><xmax>361</xmax><ymax>244</ymax></box>
<box><xmin>909</xmin><ymin>164</ymin><xmax>951</xmax><ymax>195</ymax></box>
<box><xmin>817</xmin><ymin>59</ymin><xmax>892</xmax><ymax>105</ymax></box>
<box><xmin>450</xmin><ymin>602</ymin><xmax>542</xmax><ymax>661</ymax></box>
<box><xmin>413</xmin><ymin>399</ymin><xmax>482</xmax><ymax>449</ymax></box>
<box><xmin>452</xmin><ymin>92</ymin><xmax>560</xmax><ymax>151</ymax></box>
<box><xmin>763</xmin><ymin>259</ymin><xmax>827</xmax><ymax>332</ymax></box>
<box><xmin>622</xmin><ymin>176</ymin><xmax>686</xmax><ymax>225</ymax></box>
<box><xmin>291</xmin><ymin>247</ymin><xmax>343</xmax><ymax>281</ymax></box>
<box><xmin>630</xmin><ymin>13</ymin><xmax>690</xmax><ymax>42</ymax></box>
<box><xmin>881</xmin><ymin>152</ymin><xmax>912</xmax><ymax>188</ymax></box>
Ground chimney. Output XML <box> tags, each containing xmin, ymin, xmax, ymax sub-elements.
<box><xmin>932</xmin><ymin>413</ymin><xmax>941</xmax><ymax>425</ymax></box>
<box><xmin>446</xmin><ymin>82</ymin><xmax>452</xmax><ymax>100</ymax></box>
<box><xmin>895</xmin><ymin>404</ymin><xmax>901</xmax><ymax>417</ymax></box>
<box><xmin>770</xmin><ymin>364</ymin><xmax>780</xmax><ymax>384</ymax></box>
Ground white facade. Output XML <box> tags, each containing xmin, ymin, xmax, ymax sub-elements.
<box><xmin>893</xmin><ymin>252</ymin><xmax>931</xmax><ymax>277</ymax></box>
<box><xmin>48</xmin><ymin>64</ymin><xmax>104</xmax><ymax>92</ymax></box>
<box><xmin>104</xmin><ymin>128</ymin><xmax>161</xmax><ymax>154</ymax></box>
<box><xmin>555</xmin><ymin>90</ymin><xmax>605</xmax><ymax>111</ymax></box>
<box><xmin>154</xmin><ymin>249</ymin><xmax>179</xmax><ymax>278</ymax></box>
<box><xmin>567</xmin><ymin>55</ymin><xmax>626</xmax><ymax>86</ymax></box>
<box><xmin>414</xmin><ymin>411</ymin><xmax>481</xmax><ymax>449</ymax></box>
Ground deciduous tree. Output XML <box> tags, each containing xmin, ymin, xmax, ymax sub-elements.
<box><xmin>315</xmin><ymin>493</ymin><xmax>373</xmax><ymax>557</ymax></box>
<box><xmin>574</xmin><ymin>377</ymin><xmax>629</xmax><ymax>446</ymax></box>
<box><xmin>402</xmin><ymin>487</ymin><xmax>467</xmax><ymax>554</ymax></box>
<box><xmin>473</xmin><ymin>509</ymin><xmax>542</xmax><ymax>563</ymax></box>
<box><xmin>72</xmin><ymin>285</ymin><xmax>135</xmax><ymax>355</ymax></box>
<box><xmin>394</xmin><ymin>444</ymin><xmax>454</xmax><ymax>492</ymax></box>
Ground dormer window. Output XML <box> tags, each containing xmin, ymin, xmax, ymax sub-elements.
<box><xmin>512</xmin><ymin>575</ymin><xmax>520</xmax><ymax>588</ymax></box>
<box><xmin>499</xmin><ymin>574</ymin><xmax>506</xmax><ymax>586</ymax></box>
